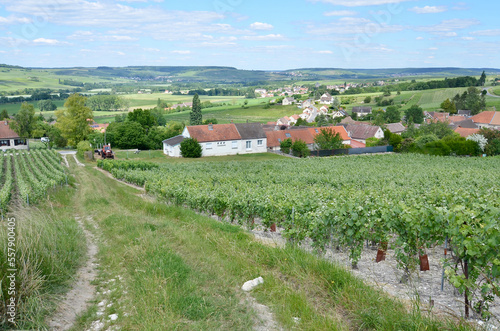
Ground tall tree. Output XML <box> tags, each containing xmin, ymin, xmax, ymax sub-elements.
<box><xmin>0</xmin><ymin>109</ymin><xmax>9</xmax><ymax>120</ymax></box>
<box><xmin>478</xmin><ymin>70</ymin><xmax>486</xmax><ymax>87</ymax></box>
<box><xmin>190</xmin><ymin>93</ymin><xmax>202</xmax><ymax>125</ymax></box>
<box><xmin>55</xmin><ymin>93</ymin><xmax>93</xmax><ymax>146</ymax></box>
<box><xmin>11</xmin><ymin>102</ymin><xmax>36</xmax><ymax>138</ymax></box>
<box><xmin>384</xmin><ymin>106</ymin><xmax>402</xmax><ymax>123</ymax></box>
<box><xmin>127</xmin><ymin>108</ymin><xmax>157</xmax><ymax>131</ymax></box>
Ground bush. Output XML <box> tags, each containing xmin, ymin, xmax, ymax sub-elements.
<box><xmin>291</xmin><ymin>139</ymin><xmax>310</xmax><ymax>158</ymax></box>
<box><xmin>485</xmin><ymin>138</ymin><xmax>500</xmax><ymax>156</ymax></box>
<box><xmin>280</xmin><ymin>138</ymin><xmax>292</xmax><ymax>154</ymax></box>
<box><xmin>424</xmin><ymin>140</ymin><xmax>451</xmax><ymax>156</ymax></box>
<box><xmin>415</xmin><ymin>134</ymin><xmax>438</xmax><ymax>150</ymax></box>
<box><xmin>76</xmin><ymin>140</ymin><xmax>92</xmax><ymax>157</ymax></box>
<box><xmin>180</xmin><ymin>138</ymin><xmax>202</xmax><ymax>158</ymax></box>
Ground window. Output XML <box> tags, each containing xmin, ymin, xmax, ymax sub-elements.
<box><xmin>278</xmin><ymin>138</ymin><xmax>281</xmax><ymax>143</ymax></box>
<box><xmin>206</xmin><ymin>142</ymin><xmax>212</xmax><ymax>149</ymax></box>
<box><xmin>285</xmin><ymin>133</ymin><xmax>291</xmax><ymax>138</ymax></box>
<box><xmin>257</xmin><ymin>139</ymin><xmax>263</xmax><ymax>146</ymax></box>
<box><xmin>217</xmin><ymin>141</ymin><xmax>226</xmax><ymax>147</ymax></box>
<box><xmin>0</xmin><ymin>140</ymin><xmax>10</xmax><ymax>146</ymax></box>
<box><xmin>232</xmin><ymin>141</ymin><xmax>238</xmax><ymax>149</ymax></box>
<box><xmin>246</xmin><ymin>141</ymin><xmax>252</xmax><ymax>149</ymax></box>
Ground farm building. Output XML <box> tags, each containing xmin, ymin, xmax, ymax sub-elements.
<box><xmin>0</xmin><ymin>121</ymin><xmax>28</xmax><ymax>151</ymax></box>
<box><xmin>470</xmin><ymin>111</ymin><xmax>500</xmax><ymax>130</ymax></box>
<box><xmin>163</xmin><ymin>123</ymin><xmax>267</xmax><ymax>157</ymax></box>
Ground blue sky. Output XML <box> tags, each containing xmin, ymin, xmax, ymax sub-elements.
<box><xmin>0</xmin><ymin>0</ymin><xmax>498</xmax><ymax>69</ymax></box>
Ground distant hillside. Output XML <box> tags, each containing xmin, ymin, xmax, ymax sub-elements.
<box><xmin>2</xmin><ymin>64</ymin><xmax>500</xmax><ymax>90</ymax></box>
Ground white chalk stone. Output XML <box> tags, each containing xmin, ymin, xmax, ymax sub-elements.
<box><xmin>241</xmin><ymin>277</ymin><xmax>264</xmax><ymax>292</ymax></box>
<box><xmin>109</xmin><ymin>314</ymin><xmax>118</xmax><ymax>321</ymax></box>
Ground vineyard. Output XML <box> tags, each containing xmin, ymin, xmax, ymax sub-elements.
<box><xmin>99</xmin><ymin>154</ymin><xmax>500</xmax><ymax>320</ymax></box>
<box><xmin>0</xmin><ymin>150</ymin><xmax>67</xmax><ymax>213</ymax></box>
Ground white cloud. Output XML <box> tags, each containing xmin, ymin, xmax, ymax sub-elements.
<box><xmin>33</xmin><ymin>38</ymin><xmax>68</xmax><ymax>45</ymax></box>
<box><xmin>116</xmin><ymin>51</ymin><xmax>125</xmax><ymax>56</ymax></box>
<box><xmin>409</xmin><ymin>6</ymin><xmax>447</xmax><ymax>14</ymax></box>
<box><xmin>307</xmin><ymin>17</ymin><xmax>404</xmax><ymax>36</ymax></box>
<box><xmin>309</xmin><ymin>0</ymin><xmax>412</xmax><ymax>7</ymax></box>
<box><xmin>416</xmin><ymin>19</ymin><xmax>479</xmax><ymax>36</ymax></box>
<box><xmin>143</xmin><ymin>47</ymin><xmax>160</xmax><ymax>52</ymax></box>
<box><xmin>470</xmin><ymin>29</ymin><xmax>500</xmax><ymax>36</ymax></box>
<box><xmin>0</xmin><ymin>15</ymin><xmax>31</xmax><ymax>24</ymax></box>
<box><xmin>461</xmin><ymin>37</ymin><xmax>475</xmax><ymax>41</ymax></box>
<box><xmin>250</xmin><ymin>22</ymin><xmax>274</xmax><ymax>30</ymax></box>
<box><xmin>171</xmin><ymin>50</ymin><xmax>191</xmax><ymax>54</ymax></box>
<box><xmin>428</xmin><ymin>47</ymin><xmax>438</xmax><ymax>50</ymax></box>
<box><xmin>241</xmin><ymin>34</ymin><xmax>285</xmax><ymax>41</ymax></box>
<box><xmin>324</xmin><ymin>10</ymin><xmax>357</xmax><ymax>16</ymax></box>
<box><xmin>316</xmin><ymin>50</ymin><xmax>333</xmax><ymax>54</ymax></box>
<box><xmin>416</xmin><ymin>36</ymin><xmax>424</xmax><ymax>40</ymax></box>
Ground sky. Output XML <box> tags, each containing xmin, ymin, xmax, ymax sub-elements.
<box><xmin>0</xmin><ymin>0</ymin><xmax>498</xmax><ymax>70</ymax></box>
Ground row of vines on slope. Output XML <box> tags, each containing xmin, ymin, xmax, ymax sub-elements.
<box><xmin>98</xmin><ymin>154</ymin><xmax>500</xmax><ymax>319</ymax></box>
<box><xmin>1</xmin><ymin>150</ymin><xmax>67</xmax><ymax>211</ymax></box>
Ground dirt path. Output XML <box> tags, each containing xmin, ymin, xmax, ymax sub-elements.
<box><xmin>245</xmin><ymin>294</ymin><xmax>283</xmax><ymax>331</ymax></box>
<box><xmin>47</xmin><ymin>216</ymin><xmax>99</xmax><ymax>330</ymax></box>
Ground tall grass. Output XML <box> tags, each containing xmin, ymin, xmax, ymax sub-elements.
<box><xmin>0</xmin><ymin>190</ymin><xmax>85</xmax><ymax>329</ymax></box>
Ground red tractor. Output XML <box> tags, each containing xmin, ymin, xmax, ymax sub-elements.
<box><xmin>100</xmin><ymin>144</ymin><xmax>114</xmax><ymax>159</ymax></box>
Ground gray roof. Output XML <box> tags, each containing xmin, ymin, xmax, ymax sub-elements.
<box><xmin>385</xmin><ymin>123</ymin><xmax>406</xmax><ymax>133</ymax></box>
<box><xmin>346</xmin><ymin>124</ymin><xmax>381</xmax><ymax>140</ymax></box>
<box><xmin>234</xmin><ymin>123</ymin><xmax>266</xmax><ymax>139</ymax></box>
<box><xmin>454</xmin><ymin>118</ymin><xmax>478</xmax><ymax>129</ymax></box>
<box><xmin>163</xmin><ymin>135</ymin><xmax>186</xmax><ymax>146</ymax></box>
<box><xmin>457</xmin><ymin>110</ymin><xmax>472</xmax><ymax>116</ymax></box>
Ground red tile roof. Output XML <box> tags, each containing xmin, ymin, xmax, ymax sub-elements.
<box><xmin>0</xmin><ymin>121</ymin><xmax>20</xmax><ymax>139</ymax></box>
<box><xmin>470</xmin><ymin>111</ymin><xmax>499</xmax><ymax>125</ymax></box>
<box><xmin>265</xmin><ymin>129</ymin><xmax>315</xmax><ymax>148</ymax></box>
<box><xmin>187</xmin><ymin>124</ymin><xmax>241</xmax><ymax>142</ymax></box>
<box><xmin>307</xmin><ymin>126</ymin><xmax>350</xmax><ymax>141</ymax></box>
<box><xmin>454</xmin><ymin>127</ymin><xmax>480</xmax><ymax>138</ymax></box>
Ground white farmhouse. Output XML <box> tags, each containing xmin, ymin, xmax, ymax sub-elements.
<box><xmin>0</xmin><ymin>121</ymin><xmax>28</xmax><ymax>151</ymax></box>
<box><xmin>163</xmin><ymin>123</ymin><xmax>267</xmax><ymax>157</ymax></box>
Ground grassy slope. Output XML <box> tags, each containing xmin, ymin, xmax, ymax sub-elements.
<box><xmin>58</xmin><ymin>154</ymin><xmax>470</xmax><ymax>331</ymax></box>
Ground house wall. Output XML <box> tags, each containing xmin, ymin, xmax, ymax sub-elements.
<box><xmin>0</xmin><ymin>138</ymin><xmax>28</xmax><ymax>151</ymax></box>
<box><xmin>163</xmin><ymin>143</ymin><xmax>181</xmax><ymax>157</ymax></box>
<box><xmin>201</xmin><ymin>138</ymin><xmax>267</xmax><ymax>156</ymax></box>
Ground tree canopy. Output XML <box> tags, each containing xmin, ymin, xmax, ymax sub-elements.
<box><xmin>180</xmin><ymin>138</ymin><xmax>202</xmax><ymax>158</ymax></box>
<box><xmin>11</xmin><ymin>102</ymin><xmax>36</xmax><ymax>138</ymax></box>
<box><xmin>55</xmin><ymin>94</ymin><xmax>93</xmax><ymax>146</ymax></box>
<box><xmin>314</xmin><ymin>128</ymin><xmax>344</xmax><ymax>150</ymax></box>
<box><xmin>404</xmin><ymin>105</ymin><xmax>424</xmax><ymax>124</ymax></box>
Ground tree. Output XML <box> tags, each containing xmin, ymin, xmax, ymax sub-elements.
<box><xmin>331</xmin><ymin>97</ymin><xmax>341</xmax><ymax>109</ymax></box>
<box><xmin>478</xmin><ymin>70</ymin><xmax>486</xmax><ymax>87</ymax></box>
<box><xmin>440</xmin><ymin>98</ymin><xmax>457</xmax><ymax>114</ymax></box>
<box><xmin>384</xmin><ymin>106</ymin><xmax>401</xmax><ymax>123</ymax></box>
<box><xmin>280</xmin><ymin>138</ymin><xmax>292</xmax><ymax>154</ymax></box>
<box><xmin>364</xmin><ymin>96</ymin><xmax>372</xmax><ymax>104</ymax></box>
<box><xmin>314</xmin><ymin>128</ymin><xmax>344</xmax><ymax>150</ymax></box>
<box><xmin>0</xmin><ymin>109</ymin><xmax>9</xmax><ymax>120</ymax></box>
<box><xmin>315</xmin><ymin>114</ymin><xmax>329</xmax><ymax>127</ymax></box>
<box><xmin>106</xmin><ymin>121</ymin><xmax>147</xmax><ymax>149</ymax></box>
<box><xmin>291</xmin><ymin>139</ymin><xmax>310</xmax><ymax>158</ymax></box>
<box><xmin>190</xmin><ymin>93</ymin><xmax>202</xmax><ymax>125</ymax></box>
<box><xmin>203</xmin><ymin>118</ymin><xmax>218</xmax><ymax>125</ymax></box>
<box><xmin>38</xmin><ymin>99</ymin><xmax>57</xmax><ymax>112</ymax></box>
<box><xmin>55</xmin><ymin>94</ymin><xmax>93</xmax><ymax>146</ymax></box>
<box><xmin>404</xmin><ymin>105</ymin><xmax>424</xmax><ymax>124</ymax></box>
<box><xmin>11</xmin><ymin>102</ymin><xmax>36</xmax><ymax>138</ymax></box>
<box><xmin>180</xmin><ymin>138</ymin><xmax>202</xmax><ymax>158</ymax></box>
<box><xmin>127</xmin><ymin>108</ymin><xmax>157</xmax><ymax>131</ymax></box>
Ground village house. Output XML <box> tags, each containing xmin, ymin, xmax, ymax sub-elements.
<box><xmin>385</xmin><ymin>123</ymin><xmax>406</xmax><ymax>135</ymax></box>
<box><xmin>319</xmin><ymin>92</ymin><xmax>333</xmax><ymax>105</ymax></box>
<box><xmin>266</xmin><ymin>126</ymin><xmax>351</xmax><ymax>151</ymax></box>
<box><xmin>344</xmin><ymin>123</ymin><xmax>384</xmax><ymax>144</ymax></box>
<box><xmin>0</xmin><ymin>121</ymin><xmax>28</xmax><ymax>151</ymax></box>
<box><xmin>282</xmin><ymin>97</ymin><xmax>295</xmax><ymax>106</ymax></box>
<box><xmin>163</xmin><ymin>123</ymin><xmax>267</xmax><ymax>157</ymax></box>
<box><xmin>352</xmin><ymin>106</ymin><xmax>372</xmax><ymax>118</ymax></box>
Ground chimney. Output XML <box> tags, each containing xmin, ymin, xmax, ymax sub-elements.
<box><xmin>208</xmin><ymin>124</ymin><xmax>213</xmax><ymax>131</ymax></box>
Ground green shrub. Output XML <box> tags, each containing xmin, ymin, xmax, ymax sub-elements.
<box><xmin>291</xmin><ymin>139</ymin><xmax>310</xmax><ymax>158</ymax></box>
<box><xmin>280</xmin><ymin>138</ymin><xmax>292</xmax><ymax>154</ymax></box>
<box><xmin>424</xmin><ymin>140</ymin><xmax>451</xmax><ymax>156</ymax></box>
<box><xmin>76</xmin><ymin>140</ymin><xmax>92</xmax><ymax>157</ymax></box>
<box><xmin>180</xmin><ymin>138</ymin><xmax>202</xmax><ymax>158</ymax></box>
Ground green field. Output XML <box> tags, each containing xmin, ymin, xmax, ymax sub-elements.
<box><xmin>492</xmin><ymin>87</ymin><xmax>500</xmax><ymax>96</ymax></box>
